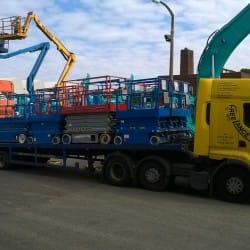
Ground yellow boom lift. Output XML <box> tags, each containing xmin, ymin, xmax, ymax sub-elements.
<box><xmin>0</xmin><ymin>11</ymin><xmax>76</xmax><ymax>87</ymax></box>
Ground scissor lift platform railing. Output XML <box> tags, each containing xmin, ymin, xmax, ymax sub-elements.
<box><xmin>59</xmin><ymin>75</ymin><xmax>127</xmax><ymax>114</ymax></box>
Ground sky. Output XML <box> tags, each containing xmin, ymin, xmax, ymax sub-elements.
<box><xmin>0</xmin><ymin>0</ymin><xmax>249</xmax><ymax>86</ymax></box>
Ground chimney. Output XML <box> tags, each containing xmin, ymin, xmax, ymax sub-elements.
<box><xmin>180</xmin><ymin>48</ymin><xmax>194</xmax><ymax>75</ymax></box>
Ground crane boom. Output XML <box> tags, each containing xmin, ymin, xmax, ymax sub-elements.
<box><xmin>0</xmin><ymin>42</ymin><xmax>50</xmax><ymax>94</ymax></box>
<box><xmin>197</xmin><ymin>4</ymin><xmax>250</xmax><ymax>90</ymax></box>
<box><xmin>0</xmin><ymin>12</ymin><xmax>76</xmax><ymax>87</ymax></box>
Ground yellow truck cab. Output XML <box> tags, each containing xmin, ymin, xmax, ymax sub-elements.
<box><xmin>194</xmin><ymin>79</ymin><xmax>250</xmax><ymax>202</ymax></box>
<box><xmin>195</xmin><ymin>78</ymin><xmax>250</xmax><ymax>165</ymax></box>
<box><xmin>191</xmin><ymin>3</ymin><xmax>250</xmax><ymax>202</ymax></box>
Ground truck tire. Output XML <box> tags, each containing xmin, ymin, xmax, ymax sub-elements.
<box><xmin>0</xmin><ymin>151</ymin><xmax>9</xmax><ymax>170</ymax></box>
<box><xmin>217</xmin><ymin>166</ymin><xmax>250</xmax><ymax>203</ymax></box>
<box><xmin>104</xmin><ymin>153</ymin><xmax>132</xmax><ymax>186</ymax></box>
<box><xmin>138</xmin><ymin>156</ymin><xmax>170</xmax><ymax>191</ymax></box>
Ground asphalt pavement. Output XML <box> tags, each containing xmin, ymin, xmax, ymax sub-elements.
<box><xmin>0</xmin><ymin>166</ymin><xmax>250</xmax><ymax>250</ymax></box>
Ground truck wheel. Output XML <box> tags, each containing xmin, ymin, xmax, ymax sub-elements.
<box><xmin>138</xmin><ymin>156</ymin><xmax>170</xmax><ymax>191</ymax></box>
<box><xmin>104</xmin><ymin>154</ymin><xmax>132</xmax><ymax>186</ymax></box>
<box><xmin>99</xmin><ymin>133</ymin><xmax>111</xmax><ymax>144</ymax></box>
<box><xmin>217</xmin><ymin>166</ymin><xmax>250</xmax><ymax>203</ymax></box>
<box><xmin>0</xmin><ymin>152</ymin><xmax>9</xmax><ymax>170</ymax></box>
<box><xmin>62</xmin><ymin>134</ymin><xmax>72</xmax><ymax>144</ymax></box>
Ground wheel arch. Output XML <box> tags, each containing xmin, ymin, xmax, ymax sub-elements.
<box><xmin>211</xmin><ymin>159</ymin><xmax>250</xmax><ymax>197</ymax></box>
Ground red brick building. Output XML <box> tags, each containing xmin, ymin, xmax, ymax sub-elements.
<box><xmin>172</xmin><ymin>48</ymin><xmax>250</xmax><ymax>94</ymax></box>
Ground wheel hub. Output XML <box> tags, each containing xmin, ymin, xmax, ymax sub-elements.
<box><xmin>145</xmin><ymin>168</ymin><xmax>160</xmax><ymax>183</ymax></box>
<box><xmin>226</xmin><ymin>177</ymin><xmax>244</xmax><ymax>195</ymax></box>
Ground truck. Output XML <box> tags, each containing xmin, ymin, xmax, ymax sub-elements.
<box><xmin>0</xmin><ymin>4</ymin><xmax>250</xmax><ymax>203</ymax></box>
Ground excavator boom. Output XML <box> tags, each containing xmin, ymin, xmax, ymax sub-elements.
<box><xmin>0</xmin><ymin>12</ymin><xmax>76</xmax><ymax>87</ymax></box>
<box><xmin>197</xmin><ymin>4</ymin><xmax>250</xmax><ymax>89</ymax></box>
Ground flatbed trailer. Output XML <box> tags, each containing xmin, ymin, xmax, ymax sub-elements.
<box><xmin>0</xmin><ymin>141</ymin><xmax>205</xmax><ymax>192</ymax></box>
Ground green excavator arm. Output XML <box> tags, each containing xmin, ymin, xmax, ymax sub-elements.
<box><xmin>197</xmin><ymin>4</ymin><xmax>250</xmax><ymax>90</ymax></box>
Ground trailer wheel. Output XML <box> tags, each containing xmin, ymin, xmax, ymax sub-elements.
<box><xmin>18</xmin><ymin>134</ymin><xmax>26</xmax><ymax>144</ymax></box>
<box><xmin>62</xmin><ymin>134</ymin><xmax>72</xmax><ymax>144</ymax></box>
<box><xmin>149</xmin><ymin>135</ymin><xmax>160</xmax><ymax>145</ymax></box>
<box><xmin>0</xmin><ymin>151</ymin><xmax>9</xmax><ymax>170</ymax></box>
<box><xmin>217</xmin><ymin>166</ymin><xmax>250</xmax><ymax>203</ymax></box>
<box><xmin>51</xmin><ymin>135</ymin><xmax>60</xmax><ymax>144</ymax></box>
<box><xmin>138</xmin><ymin>156</ymin><xmax>170</xmax><ymax>191</ymax></box>
<box><xmin>99</xmin><ymin>133</ymin><xmax>111</xmax><ymax>144</ymax></box>
<box><xmin>114</xmin><ymin>136</ymin><xmax>123</xmax><ymax>145</ymax></box>
<box><xmin>104</xmin><ymin>153</ymin><xmax>132</xmax><ymax>186</ymax></box>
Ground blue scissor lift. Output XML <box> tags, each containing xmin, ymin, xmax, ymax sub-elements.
<box><xmin>114</xmin><ymin>76</ymin><xmax>193</xmax><ymax>145</ymax></box>
<box><xmin>0</xmin><ymin>42</ymin><xmax>64</xmax><ymax>144</ymax></box>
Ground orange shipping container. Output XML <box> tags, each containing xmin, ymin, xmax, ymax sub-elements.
<box><xmin>0</xmin><ymin>80</ymin><xmax>14</xmax><ymax>93</ymax></box>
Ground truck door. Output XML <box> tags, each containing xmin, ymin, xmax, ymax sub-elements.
<box><xmin>209</xmin><ymin>100</ymin><xmax>239</xmax><ymax>159</ymax></box>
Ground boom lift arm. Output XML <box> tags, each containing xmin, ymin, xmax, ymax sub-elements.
<box><xmin>0</xmin><ymin>12</ymin><xmax>76</xmax><ymax>87</ymax></box>
<box><xmin>0</xmin><ymin>42</ymin><xmax>50</xmax><ymax>94</ymax></box>
<box><xmin>197</xmin><ymin>4</ymin><xmax>250</xmax><ymax>89</ymax></box>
